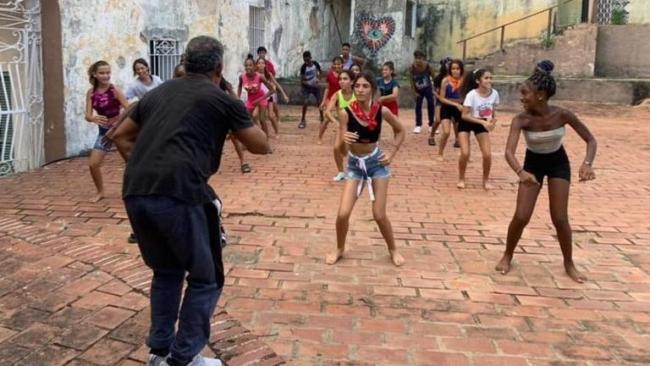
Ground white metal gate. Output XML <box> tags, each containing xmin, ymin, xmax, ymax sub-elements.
<box><xmin>0</xmin><ymin>0</ymin><xmax>43</xmax><ymax>176</ymax></box>
<box><xmin>149</xmin><ymin>39</ymin><xmax>182</xmax><ymax>81</ymax></box>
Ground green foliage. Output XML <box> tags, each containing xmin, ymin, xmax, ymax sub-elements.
<box><xmin>611</xmin><ymin>7</ymin><xmax>628</xmax><ymax>25</ymax></box>
<box><xmin>540</xmin><ymin>31</ymin><xmax>555</xmax><ymax>49</ymax></box>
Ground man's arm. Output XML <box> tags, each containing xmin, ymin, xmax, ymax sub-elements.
<box><xmin>109</xmin><ymin>117</ymin><xmax>140</xmax><ymax>162</ymax></box>
<box><xmin>233</xmin><ymin>126</ymin><xmax>271</xmax><ymax>154</ymax></box>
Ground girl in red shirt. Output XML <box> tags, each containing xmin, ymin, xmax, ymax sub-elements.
<box><xmin>318</xmin><ymin>56</ymin><xmax>343</xmax><ymax>144</ymax></box>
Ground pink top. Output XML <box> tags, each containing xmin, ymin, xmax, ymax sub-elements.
<box><xmin>240</xmin><ymin>72</ymin><xmax>265</xmax><ymax>102</ymax></box>
<box><xmin>92</xmin><ymin>84</ymin><xmax>121</xmax><ymax>118</ymax></box>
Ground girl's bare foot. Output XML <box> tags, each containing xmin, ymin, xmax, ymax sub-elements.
<box><xmin>437</xmin><ymin>155</ymin><xmax>444</xmax><ymax>162</ymax></box>
<box><xmin>317</xmin><ymin>139</ymin><xmax>323</xmax><ymax>145</ymax></box>
<box><xmin>326</xmin><ymin>249</ymin><xmax>344</xmax><ymax>265</ymax></box>
<box><xmin>456</xmin><ymin>180</ymin><xmax>465</xmax><ymax>189</ymax></box>
<box><xmin>495</xmin><ymin>253</ymin><xmax>513</xmax><ymax>275</ymax></box>
<box><xmin>90</xmin><ymin>192</ymin><xmax>104</xmax><ymax>203</ymax></box>
<box><xmin>390</xmin><ymin>250</ymin><xmax>405</xmax><ymax>266</ymax></box>
<box><xmin>565</xmin><ymin>262</ymin><xmax>587</xmax><ymax>283</ymax></box>
<box><xmin>483</xmin><ymin>181</ymin><xmax>494</xmax><ymax>190</ymax></box>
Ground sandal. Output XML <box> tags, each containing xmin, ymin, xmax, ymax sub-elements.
<box><xmin>428</xmin><ymin>136</ymin><xmax>436</xmax><ymax>146</ymax></box>
<box><xmin>241</xmin><ymin>163</ymin><xmax>252</xmax><ymax>174</ymax></box>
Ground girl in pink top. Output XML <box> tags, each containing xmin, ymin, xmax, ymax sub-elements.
<box><xmin>238</xmin><ymin>56</ymin><xmax>275</xmax><ymax>138</ymax></box>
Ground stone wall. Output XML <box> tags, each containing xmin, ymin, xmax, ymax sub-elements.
<box><xmin>59</xmin><ymin>0</ymin><xmax>337</xmax><ymax>156</ymax></box>
<box><xmin>417</xmin><ymin>0</ymin><xmax>556</xmax><ymax>61</ymax></box>
<box><xmin>474</xmin><ymin>24</ymin><xmax>597</xmax><ymax>77</ymax></box>
<box><xmin>595</xmin><ymin>24</ymin><xmax>650</xmax><ymax>78</ymax></box>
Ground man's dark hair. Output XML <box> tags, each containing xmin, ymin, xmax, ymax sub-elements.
<box><xmin>413</xmin><ymin>50</ymin><xmax>426</xmax><ymax>59</ymax></box>
<box><xmin>257</xmin><ymin>46</ymin><xmax>267</xmax><ymax>54</ymax></box>
<box><xmin>184</xmin><ymin>36</ymin><xmax>224</xmax><ymax>74</ymax></box>
<box><xmin>303</xmin><ymin>51</ymin><xmax>311</xmax><ymax>58</ymax></box>
<box><xmin>342</xmin><ymin>42</ymin><xmax>351</xmax><ymax>48</ymax></box>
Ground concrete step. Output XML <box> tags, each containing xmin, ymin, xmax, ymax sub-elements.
<box><xmin>277</xmin><ymin>76</ymin><xmax>650</xmax><ymax>107</ymax></box>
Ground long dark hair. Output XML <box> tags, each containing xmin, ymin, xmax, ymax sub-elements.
<box><xmin>527</xmin><ymin>60</ymin><xmax>556</xmax><ymax>99</ymax></box>
<box><xmin>132</xmin><ymin>58</ymin><xmax>150</xmax><ymax>77</ymax></box>
<box><xmin>354</xmin><ymin>71</ymin><xmax>377</xmax><ymax>99</ymax></box>
<box><xmin>461</xmin><ymin>68</ymin><xmax>490</xmax><ymax>98</ymax></box>
<box><xmin>433</xmin><ymin>60</ymin><xmax>448</xmax><ymax>89</ymax></box>
<box><xmin>88</xmin><ymin>60</ymin><xmax>110</xmax><ymax>89</ymax></box>
<box><xmin>383</xmin><ymin>61</ymin><xmax>396</xmax><ymax>78</ymax></box>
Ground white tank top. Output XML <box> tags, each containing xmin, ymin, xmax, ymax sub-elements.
<box><xmin>523</xmin><ymin>126</ymin><xmax>565</xmax><ymax>154</ymax></box>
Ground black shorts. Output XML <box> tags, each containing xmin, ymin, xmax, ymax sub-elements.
<box><xmin>301</xmin><ymin>86</ymin><xmax>321</xmax><ymax>102</ymax></box>
<box><xmin>440</xmin><ymin>105</ymin><xmax>462</xmax><ymax>122</ymax></box>
<box><xmin>458</xmin><ymin>119</ymin><xmax>489</xmax><ymax>135</ymax></box>
<box><xmin>523</xmin><ymin>146</ymin><xmax>571</xmax><ymax>184</ymax></box>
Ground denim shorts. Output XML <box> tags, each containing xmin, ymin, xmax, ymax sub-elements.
<box><xmin>347</xmin><ymin>147</ymin><xmax>391</xmax><ymax>180</ymax></box>
<box><xmin>93</xmin><ymin>126</ymin><xmax>113</xmax><ymax>152</ymax></box>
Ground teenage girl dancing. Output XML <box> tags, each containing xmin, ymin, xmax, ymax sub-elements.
<box><xmin>326</xmin><ymin>71</ymin><xmax>405</xmax><ymax>267</ymax></box>
<box><xmin>238</xmin><ymin>55</ymin><xmax>275</xmax><ymax>138</ymax></box>
<box><xmin>496</xmin><ymin>60</ymin><xmax>597</xmax><ymax>283</ymax></box>
<box><xmin>318</xmin><ymin>56</ymin><xmax>344</xmax><ymax>144</ymax></box>
<box><xmin>458</xmin><ymin>68</ymin><xmax>499</xmax><ymax>189</ymax></box>
<box><xmin>256</xmin><ymin>57</ymin><xmax>289</xmax><ymax>138</ymax></box>
<box><xmin>437</xmin><ymin>59</ymin><xmax>464</xmax><ymax>160</ymax></box>
<box><xmin>84</xmin><ymin>60</ymin><xmax>128</xmax><ymax>202</ymax></box>
<box><xmin>324</xmin><ymin>70</ymin><xmax>356</xmax><ymax>182</ymax></box>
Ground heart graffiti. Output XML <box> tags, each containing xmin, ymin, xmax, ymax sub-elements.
<box><xmin>355</xmin><ymin>13</ymin><xmax>396</xmax><ymax>56</ymax></box>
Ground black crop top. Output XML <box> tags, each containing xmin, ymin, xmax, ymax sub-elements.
<box><xmin>346</xmin><ymin>107</ymin><xmax>383</xmax><ymax>143</ymax></box>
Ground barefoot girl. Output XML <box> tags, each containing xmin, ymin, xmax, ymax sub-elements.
<box><xmin>324</xmin><ymin>70</ymin><xmax>356</xmax><ymax>181</ymax></box>
<box><xmin>326</xmin><ymin>71</ymin><xmax>405</xmax><ymax>267</ymax></box>
<box><xmin>318</xmin><ymin>56</ymin><xmax>343</xmax><ymax>144</ymax></box>
<box><xmin>238</xmin><ymin>55</ymin><xmax>275</xmax><ymax>138</ymax></box>
<box><xmin>256</xmin><ymin>57</ymin><xmax>289</xmax><ymax>138</ymax></box>
<box><xmin>458</xmin><ymin>68</ymin><xmax>499</xmax><ymax>189</ymax></box>
<box><xmin>496</xmin><ymin>60</ymin><xmax>597</xmax><ymax>283</ymax></box>
<box><xmin>84</xmin><ymin>60</ymin><xmax>128</xmax><ymax>202</ymax></box>
<box><xmin>437</xmin><ymin>59</ymin><xmax>464</xmax><ymax>160</ymax></box>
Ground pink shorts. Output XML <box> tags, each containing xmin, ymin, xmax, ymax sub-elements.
<box><xmin>245</xmin><ymin>93</ymin><xmax>269</xmax><ymax>110</ymax></box>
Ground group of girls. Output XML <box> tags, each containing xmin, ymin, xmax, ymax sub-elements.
<box><xmin>83</xmin><ymin>53</ymin><xmax>598</xmax><ymax>283</ymax></box>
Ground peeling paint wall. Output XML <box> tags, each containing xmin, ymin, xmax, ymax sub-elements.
<box><xmin>628</xmin><ymin>0</ymin><xmax>650</xmax><ymax>24</ymax></box>
<box><xmin>418</xmin><ymin>0</ymin><xmax>556</xmax><ymax>60</ymax></box>
<box><xmin>59</xmin><ymin>0</ymin><xmax>343</xmax><ymax>156</ymax></box>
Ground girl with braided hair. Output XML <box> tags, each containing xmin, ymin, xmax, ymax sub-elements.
<box><xmin>496</xmin><ymin>60</ymin><xmax>597</xmax><ymax>283</ymax></box>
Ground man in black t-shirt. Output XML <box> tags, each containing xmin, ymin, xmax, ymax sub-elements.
<box><xmin>111</xmin><ymin>36</ymin><xmax>269</xmax><ymax>366</ymax></box>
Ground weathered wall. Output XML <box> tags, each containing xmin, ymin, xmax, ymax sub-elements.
<box><xmin>418</xmin><ymin>0</ymin><xmax>557</xmax><ymax>60</ymax></box>
<box><xmin>59</xmin><ymin>0</ymin><xmax>338</xmax><ymax>156</ymax></box>
<box><xmin>595</xmin><ymin>24</ymin><xmax>650</xmax><ymax>78</ymax></box>
<box><xmin>627</xmin><ymin>0</ymin><xmax>650</xmax><ymax>24</ymax></box>
<box><xmin>475</xmin><ymin>24</ymin><xmax>597</xmax><ymax>77</ymax></box>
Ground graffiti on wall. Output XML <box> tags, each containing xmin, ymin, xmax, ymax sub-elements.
<box><xmin>355</xmin><ymin>12</ymin><xmax>396</xmax><ymax>56</ymax></box>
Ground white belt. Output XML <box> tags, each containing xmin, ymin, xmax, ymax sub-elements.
<box><xmin>349</xmin><ymin>147</ymin><xmax>379</xmax><ymax>201</ymax></box>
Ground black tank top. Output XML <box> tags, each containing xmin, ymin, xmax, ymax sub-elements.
<box><xmin>345</xmin><ymin>107</ymin><xmax>382</xmax><ymax>143</ymax></box>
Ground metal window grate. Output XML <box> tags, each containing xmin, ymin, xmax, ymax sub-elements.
<box><xmin>149</xmin><ymin>39</ymin><xmax>182</xmax><ymax>81</ymax></box>
<box><xmin>249</xmin><ymin>6</ymin><xmax>265</xmax><ymax>55</ymax></box>
<box><xmin>0</xmin><ymin>71</ymin><xmax>13</xmax><ymax>163</ymax></box>
<box><xmin>596</xmin><ymin>0</ymin><xmax>629</xmax><ymax>24</ymax></box>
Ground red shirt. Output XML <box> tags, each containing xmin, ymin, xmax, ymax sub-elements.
<box><xmin>264</xmin><ymin>59</ymin><xmax>276</xmax><ymax>77</ymax></box>
<box><xmin>326</xmin><ymin>69</ymin><xmax>340</xmax><ymax>99</ymax></box>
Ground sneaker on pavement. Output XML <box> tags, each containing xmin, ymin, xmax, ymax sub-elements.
<box><xmin>413</xmin><ymin>126</ymin><xmax>422</xmax><ymax>134</ymax></box>
<box><xmin>162</xmin><ymin>355</ymin><xmax>223</xmax><ymax>366</ymax></box>
<box><xmin>333</xmin><ymin>172</ymin><xmax>346</xmax><ymax>181</ymax></box>
<box><xmin>147</xmin><ymin>354</ymin><xmax>167</xmax><ymax>366</ymax></box>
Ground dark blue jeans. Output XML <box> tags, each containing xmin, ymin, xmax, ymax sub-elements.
<box><xmin>415</xmin><ymin>87</ymin><xmax>435</xmax><ymax>127</ymax></box>
<box><xmin>124</xmin><ymin>195</ymin><xmax>224</xmax><ymax>366</ymax></box>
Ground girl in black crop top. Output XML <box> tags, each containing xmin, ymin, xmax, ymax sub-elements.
<box><xmin>326</xmin><ymin>71</ymin><xmax>406</xmax><ymax>267</ymax></box>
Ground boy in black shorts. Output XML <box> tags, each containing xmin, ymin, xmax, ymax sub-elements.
<box><xmin>299</xmin><ymin>51</ymin><xmax>323</xmax><ymax>128</ymax></box>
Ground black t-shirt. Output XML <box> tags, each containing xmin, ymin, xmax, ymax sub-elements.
<box><xmin>123</xmin><ymin>74</ymin><xmax>253</xmax><ymax>204</ymax></box>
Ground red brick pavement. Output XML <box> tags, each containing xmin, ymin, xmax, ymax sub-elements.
<box><xmin>0</xmin><ymin>104</ymin><xmax>649</xmax><ymax>365</ymax></box>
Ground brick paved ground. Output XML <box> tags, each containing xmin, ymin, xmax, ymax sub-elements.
<box><xmin>1</xmin><ymin>103</ymin><xmax>649</xmax><ymax>365</ymax></box>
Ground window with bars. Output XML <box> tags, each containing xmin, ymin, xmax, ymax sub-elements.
<box><xmin>0</xmin><ymin>71</ymin><xmax>13</xmax><ymax>162</ymax></box>
<box><xmin>148</xmin><ymin>39</ymin><xmax>182</xmax><ymax>81</ymax></box>
<box><xmin>249</xmin><ymin>6</ymin><xmax>265</xmax><ymax>55</ymax></box>
<box><xmin>405</xmin><ymin>1</ymin><xmax>416</xmax><ymax>38</ymax></box>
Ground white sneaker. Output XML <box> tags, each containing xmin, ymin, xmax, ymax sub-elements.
<box><xmin>162</xmin><ymin>355</ymin><xmax>223</xmax><ymax>366</ymax></box>
<box><xmin>413</xmin><ymin>126</ymin><xmax>422</xmax><ymax>134</ymax></box>
<box><xmin>147</xmin><ymin>354</ymin><xmax>168</xmax><ymax>366</ymax></box>
<box><xmin>333</xmin><ymin>172</ymin><xmax>346</xmax><ymax>181</ymax></box>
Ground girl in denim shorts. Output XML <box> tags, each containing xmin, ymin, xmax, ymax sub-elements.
<box><xmin>325</xmin><ymin>71</ymin><xmax>406</xmax><ymax>267</ymax></box>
